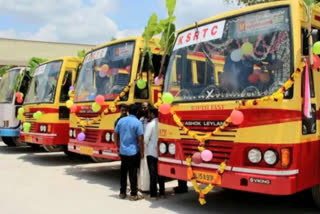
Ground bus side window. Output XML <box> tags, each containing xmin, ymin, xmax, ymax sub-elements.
<box><xmin>60</xmin><ymin>71</ymin><xmax>72</xmax><ymax>102</ymax></box>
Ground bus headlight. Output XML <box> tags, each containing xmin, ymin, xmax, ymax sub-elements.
<box><xmin>69</xmin><ymin>129</ymin><xmax>73</xmax><ymax>137</ymax></box>
<box><xmin>264</xmin><ymin>150</ymin><xmax>278</xmax><ymax>165</ymax></box>
<box><xmin>248</xmin><ymin>148</ymin><xmax>262</xmax><ymax>163</ymax></box>
<box><xmin>105</xmin><ymin>132</ymin><xmax>111</xmax><ymax>142</ymax></box>
<box><xmin>43</xmin><ymin>125</ymin><xmax>47</xmax><ymax>132</ymax></box>
<box><xmin>111</xmin><ymin>133</ymin><xmax>115</xmax><ymax>142</ymax></box>
<box><xmin>168</xmin><ymin>143</ymin><xmax>176</xmax><ymax>155</ymax></box>
<box><xmin>159</xmin><ymin>143</ymin><xmax>167</xmax><ymax>154</ymax></box>
<box><xmin>72</xmin><ymin>129</ymin><xmax>76</xmax><ymax>138</ymax></box>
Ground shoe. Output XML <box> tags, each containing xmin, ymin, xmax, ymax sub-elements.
<box><xmin>119</xmin><ymin>193</ymin><xmax>127</xmax><ymax>199</ymax></box>
<box><xmin>173</xmin><ymin>186</ymin><xmax>188</xmax><ymax>194</ymax></box>
<box><xmin>149</xmin><ymin>196</ymin><xmax>158</xmax><ymax>201</ymax></box>
<box><xmin>129</xmin><ymin>194</ymin><xmax>144</xmax><ymax>201</ymax></box>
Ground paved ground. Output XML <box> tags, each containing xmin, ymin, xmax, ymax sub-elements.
<box><xmin>0</xmin><ymin>141</ymin><xmax>318</xmax><ymax>214</ymax></box>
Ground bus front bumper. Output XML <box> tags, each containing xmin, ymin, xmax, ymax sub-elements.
<box><xmin>0</xmin><ymin>127</ymin><xmax>20</xmax><ymax>137</ymax></box>
<box><xmin>68</xmin><ymin>139</ymin><xmax>120</xmax><ymax>160</ymax></box>
<box><xmin>158</xmin><ymin>158</ymin><xmax>298</xmax><ymax>195</ymax></box>
<box><xmin>20</xmin><ymin>131</ymin><xmax>58</xmax><ymax>145</ymax></box>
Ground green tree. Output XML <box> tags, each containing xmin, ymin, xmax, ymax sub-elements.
<box><xmin>0</xmin><ymin>65</ymin><xmax>13</xmax><ymax>77</ymax></box>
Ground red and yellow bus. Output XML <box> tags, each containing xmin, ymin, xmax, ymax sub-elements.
<box><xmin>68</xmin><ymin>37</ymin><xmax>162</xmax><ymax>161</ymax></box>
<box><xmin>158</xmin><ymin>0</ymin><xmax>320</xmax><ymax>206</ymax></box>
<box><xmin>20</xmin><ymin>57</ymin><xmax>82</xmax><ymax>152</ymax></box>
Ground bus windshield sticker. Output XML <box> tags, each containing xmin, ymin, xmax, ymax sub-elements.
<box><xmin>173</xmin><ymin>20</ymin><xmax>226</xmax><ymax>51</ymax></box>
<box><xmin>34</xmin><ymin>64</ymin><xmax>47</xmax><ymax>76</ymax></box>
<box><xmin>84</xmin><ymin>47</ymin><xmax>108</xmax><ymax>63</ymax></box>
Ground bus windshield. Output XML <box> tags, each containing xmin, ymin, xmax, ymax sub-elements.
<box><xmin>0</xmin><ymin>69</ymin><xmax>20</xmax><ymax>103</ymax></box>
<box><xmin>24</xmin><ymin>61</ymin><xmax>62</xmax><ymax>104</ymax></box>
<box><xmin>74</xmin><ymin>41</ymin><xmax>134</xmax><ymax>102</ymax></box>
<box><xmin>164</xmin><ymin>7</ymin><xmax>291</xmax><ymax>102</ymax></box>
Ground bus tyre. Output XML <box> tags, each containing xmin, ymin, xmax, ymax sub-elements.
<box><xmin>43</xmin><ymin>145</ymin><xmax>64</xmax><ymax>152</ymax></box>
<box><xmin>2</xmin><ymin>137</ymin><xmax>17</xmax><ymax>147</ymax></box>
<box><xmin>90</xmin><ymin>156</ymin><xmax>108</xmax><ymax>163</ymax></box>
<box><xmin>312</xmin><ymin>184</ymin><xmax>320</xmax><ymax>208</ymax></box>
<box><xmin>12</xmin><ymin>137</ymin><xmax>24</xmax><ymax>146</ymax></box>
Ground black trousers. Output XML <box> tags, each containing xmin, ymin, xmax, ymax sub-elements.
<box><xmin>120</xmin><ymin>153</ymin><xmax>140</xmax><ymax>196</ymax></box>
<box><xmin>147</xmin><ymin>155</ymin><xmax>165</xmax><ymax>197</ymax></box>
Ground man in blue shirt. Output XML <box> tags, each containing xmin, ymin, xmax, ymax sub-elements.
<box><xmin>114</xmin><ymin>104</ymin><xmax>144</xmax><ymax>200</ymax></box>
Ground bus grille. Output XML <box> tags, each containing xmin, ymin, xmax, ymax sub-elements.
<box><xmin>84</xmin><ymin>129</ymin><xmax>99</xmax><ymax>142</ymax></box>
<box><xmin>24</xmin><ymin>116</ymin><xmax>37</xmax><ymax>132</ymax></box>
<box><xmin>181</xmin><ymin>140</ymin><xmax>233</xmax><ymax>164</ymax></box>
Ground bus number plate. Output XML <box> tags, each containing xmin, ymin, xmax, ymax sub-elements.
<box><xmin>193</xmin><ymin>171</ymin><xmax>219</xmax><ymax>184</ymax></box>
<box><xmin>25</xmin><ymin>135</ymin><xmax>32</xmax><ymax>143</ymax></box>
<box><xmin>80</xmin><ymin>146</ymin><xmax>94</xmax><ymax>155</ymax></box>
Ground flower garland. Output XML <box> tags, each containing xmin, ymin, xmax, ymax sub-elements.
<box><xmin>67</xmin><ymin>83</ymin><xmax>132</xmax><ymax>133</ymax></box>
<box><xmin>157</xmin><ymin>62</ymin><xmax>305</xmax><ymax>205</ymax></box>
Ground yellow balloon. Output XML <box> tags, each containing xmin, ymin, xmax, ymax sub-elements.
<box><xmin>241</xmin><ymin>42</ymin><xmax>253</xmax><ymax>55</ymax></box>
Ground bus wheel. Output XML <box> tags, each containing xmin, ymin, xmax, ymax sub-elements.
<box><xmin>90</xmin><ymin>156</ymin><xmax>108</xmax><ymax>163</ymax></box>
<box><xmin>2</xmin><ymin>137</ymin><xmax>16</xmax><ymax>147</ymax></box>
<box><xmin>43</xmin><ymin>145</ymin><xmax>64</xmax><ymax>152</ymax></box>
<box><xmin>312</xmin><ymin>185</ymin><xmax>320</xmax><ymax>208</ymax></box>
<box><xmin>12</xmin><ymin>137</ymin><xmax>24</xmax><ymax>146</ymax></box>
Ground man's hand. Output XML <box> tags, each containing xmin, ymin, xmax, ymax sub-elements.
<box><xmin>113</xmin><ymin>132</ymin><xmax>119</xmax><ymax>152</ymax></box>
<box><xmin>138</xmin><ymin>135</ymin><xmax>144</xmax><ymax>159</ymax></box>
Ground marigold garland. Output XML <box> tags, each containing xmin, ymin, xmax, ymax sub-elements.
<box><xmin>67</xmin><ymin>83</ymin><xmax>132</xmax><ymax>132</ymax></box>
<box><xmin>157</xmin><ymin>62</ymin><xmax>305</xmax><ymax>205</ymax></box>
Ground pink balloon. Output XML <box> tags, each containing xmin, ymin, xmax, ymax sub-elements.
<box><xmin>248</xmin><ymin>73</ymin><xmax>259</xmax><ymax>84</ymax></box>
<box><xmin>230</xmin><ymin>110</ymin><xmax>244</xmax><ymax>125</ymax></box>
<box><xmin>201</xmin><ymin>150</ymin><xmax>213</xmax><ymax>162</ymax></box>
<box><xmin>70</xmin><ymin>104</ymin><xmax>78</xmax><ymax>113</ymax></box>
<box><xmin>77</xmin><ymin>132</ymin><xmax>85</xmax><ymax>141</ymax></box>
<box><xmin>159</xmin><ymin>103</ymin><xmax>171</xmax><ymax>115</ymax></box>
<box><xmin>95</xmin><ymin>95</ymin><xmax>104</xmax><ymax>105</ymax></box>
<box><xmin>154</xmin><ymin>76</ymin><xmax>163</xmax><ymax>86</ymax></box>
<box><xmin>192</xmin><ymin>152</ymin><xmax>202</xmax><ymax>164</ymax></box>
<box><xmin>313</xmin><ymin>54</ymin><xmax>320</xmax><ymax>70</ymax></box>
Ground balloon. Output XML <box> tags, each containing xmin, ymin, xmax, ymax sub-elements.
<box><xmin>230</xmin><ymin>49</ymin><xmax>242</xmax><ymax>62</ymax></box>
<box><xmin>101</xmin><ymin>64</ymin><xmax>109</xmax><ymax>72</ymax></box>
<box><xmin>17</xmin><ymin>114</ymin><xmax>23</xmax><ymax>120</ymax></box>
<box><xmin>313</xmin><ymin>54</ymin><xmax>320</xmax><ymax>70</ymax></box>
<box><xmin>17</xmin><ymin>97</ymin><xmax>23</xmax><ymax>104</ymax></box>
<box><xmin>125</xmin><ymin>65</ymin><xmax>131</xmax><ymax>72</ymax></box>
<box><xmin>99</xmin><ymin>70</ymin><xmax>107</xmax><ymax>78</ymax></box>
<box><xmin>201</xmin><ymin>150</ymin><xmax>213</xmax><ymax>162</ymax></box>
<box><xmin>313</xmin><ymin>41</ymin><xmax>320</xmax><ymax>55</ymax></box>
<box><xmin>69</xmin><ymin>86</ymin><xmax>75</xmax><ymax>90</ymax></box>
<box><xmin>23</xmin><ymin>122</ymin><xmax>31</xmax><ymax>132</ymax></box>
<box><xmin>154</xmin><ymin>76</ymin><xmax>163</xmax><ymax>86</ymax></box>
<box><xmin>24</xmin><ymin>127</ymin><xmax>30</xmax><ymax>133</ymax></box>
<box><xmin>159</xmin><ymin>103</ymin><xmax>171</xmax><ymax>115</ymax></box>
<box><xmin>241</xmin><ymin>42</ymin><xmax>253</xmax><ymax>55</ymax></box>
<box><xmin>248</xmin><ymin>73</ymin><xmax>260</xmax><ymax>84</ymax></box>
<box><xmin>137</xmin><ymin>79</ymin><xmax>147</xmax><ymax>89</ymax></box>
<box><xmin>92</xmin><ymin>103</ymin><xmax>101</xmax><ymax>112</ymax></box>
<box><xmin>16</xmin><ymin>92</ymin><xmax>22</xmax><ymax>98</ymax></box>
<box><xmin>162</xmin><ymin>92</ymin><xmax>174</xmax><ymax>104</ymax></box>
<box><xmin>95</xmin><ymin>95</ymin><xmax>104</xmax><ymax>105</ymax></box>
<box><xmin>68</xmin><ymin>90</ymin><xmax>73</xmax><ymax>97</ymax></box>
<box><xmin>77</xmin><ymin>132</ymin><xmax>85</xmax><ymax>141</ymax></box>
<box><xmin>259</xmin><ymin>72</ymin><xmax>270</xmax><ymax>83</ymax></box>
<box><xmin>192</xmin><ymin>152</ymin><xmax>202</xmax><ymax>164</ymax></box>
<box><xmin>66</xmin><ymin>100</ymin><xmax>73</xmax><ymax>108</ymax></box>
<box><xmin>20</xmin><ymin>92</ymin><xmax>24</xmax><ymax>98</ymax></box>
<box><xmin>33</xmin><ymin>111</ymin><xmax>42</xmax><ymax>119</ymax></box>
<box><xmin>230</xmin><ymin>110</ymin><xmax>244</xmax><ymax>125</ymax></box>
<box><xmin>18</xmin><ymin>107</ymin><xmax>25</xmax><ymax>115</ymax></box>
<box><xmin>70</xmin><ymin>104</ymin><xmax>78</xmax><ymax>113</ymax></box>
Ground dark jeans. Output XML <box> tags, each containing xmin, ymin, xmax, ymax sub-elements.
<box><xmin>120</xmin><ymin>153</ymin><xmax>140</xmax><ymax>196</ymax></box>
<box><xmin>147</xmin><ymin>155</ymin><xmax>165</xmax><ymax>197</ymax></box>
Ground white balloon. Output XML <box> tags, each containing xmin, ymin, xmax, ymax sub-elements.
<box><xmin>230</xmin><ymin>49</ymin><xmax>242</xmax><ymax>62</ymax></box>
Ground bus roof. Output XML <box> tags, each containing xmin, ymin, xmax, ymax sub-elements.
<box><xmin>38</xmin><ymin>56</ymin><xmax>82</xmax><ymax>66</ymax></box>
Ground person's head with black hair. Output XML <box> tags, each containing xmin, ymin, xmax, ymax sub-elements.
<box><xmin>129</xmin><ymin>104</ymin><xmax>139</xmax><ymax>116</ymax></box>
<box><xmin>149</xmin><ymin>108</ymin><xmax>158</xmax><ymax>119</ymax></box>
<box><xmin>119</xmin><ymin>104</ymin><xmax>128</xmax><ymax>117</ymax></box>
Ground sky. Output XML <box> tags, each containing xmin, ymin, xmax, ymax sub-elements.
<box><xmin>0</xmin><ymin>0</ymin><xmax>241</xmax><ymax>45</ymax></box>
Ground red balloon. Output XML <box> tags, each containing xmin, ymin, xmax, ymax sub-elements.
<box><xmin>248</xmin><ymin>73</ymin><xmax>259</xmax><ymax>84</ymax></box>
<box><xmin>95</xmin><ymin>95</ymin><xmax>104</xmax><ymax>105</ymax></box>
<box><xmin>192</xmin><ymin>152</ymin><xmax>202</xmax><ymax>164</ymax></box>
<box><xmin>17</xmin><ymin>97</ymin><xmax>23</xmax><ymax>104</ymax></box>
<box><xmin>313</xmin><ymin>54</ymin><xmax>320</xmax><ymax>70</ymax></box>
<box><xmin>70</xmin><ymin>104</ymin><xmax>78</xmax><ymax>113</ymax></box>
<box><xmin>230</xmin><ymin>110</ymin><xmax>244</xmax><ymax>125</ymax></box>
<box><xmin>125</xmin><ymin>65</ymin><xmax>131</xmax><ymax>72</ymax></box>
<box><xmin>16</xmin><ymin>92</ymin><xmax>21</xmax><ymax>98</ymax></box>
<box><xmin>159</xmin><ymin>103</ymin><xmax>171</xmax><ymax>115</ymax></box>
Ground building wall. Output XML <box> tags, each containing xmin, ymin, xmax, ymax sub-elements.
<box><xmin>0</xmin><ymin>38</ymin><xmax>95</xmax><ymax>67</ymax></box>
